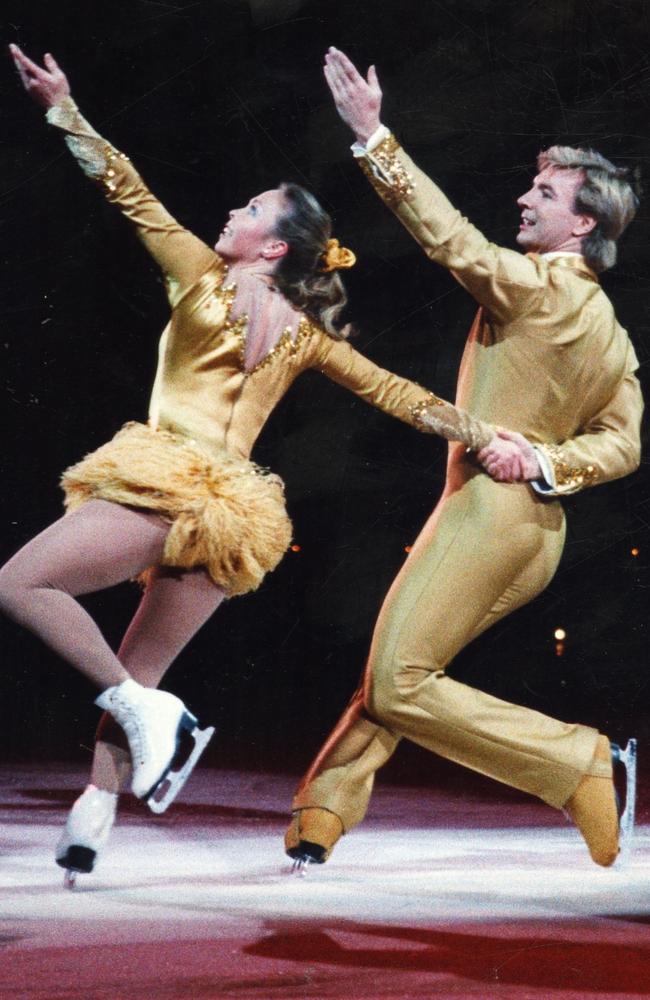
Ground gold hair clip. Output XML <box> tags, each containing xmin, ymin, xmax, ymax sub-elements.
<box><xmin>319</xmin><ymin>238</ymin><xmax>356</xmax><ymax>272</ymax></box>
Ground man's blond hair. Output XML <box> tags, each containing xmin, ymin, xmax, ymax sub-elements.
<box><xmin>538</xmin><ymin>146</ymin><xmax>640</xmax><ymax>273</ymax></box>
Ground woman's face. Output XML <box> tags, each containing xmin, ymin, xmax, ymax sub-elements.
<box><xmin>214</xmin><ymin>188</ymin><xmax>287</xmax><ymax>263</ymax></box>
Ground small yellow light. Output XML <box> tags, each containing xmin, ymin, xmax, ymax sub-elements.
<box><xmin>631</xmin><ymin>547</ymin><xmax>639</xmax><ymax>557</ymax></box>
<box><xmin>290</xmin><ymin>544</ymin><xmax>301</xmax><ymax>552</ymax></box>
<box><xmin>554</xmin><ymin>628</ymin><xmax>566</xmax><ymax>641</ymax></box>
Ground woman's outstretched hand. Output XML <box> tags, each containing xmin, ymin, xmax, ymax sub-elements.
<box><xmin>9</xmin><ymin>44</ymin><xmax>70</xmax><ymax>108</ymax></box>
<box><xmin>323</xmin><ymin>47</ymin><xmax>382</xmax><ymax>146</ymax></box>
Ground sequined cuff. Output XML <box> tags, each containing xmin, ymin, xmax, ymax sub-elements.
<box><xmin>409</xmin><ymin>393</ymin><xmax>494</xmax><ymax>451</ymax></box>
<box><xmin>357</xmin><ymin>133</ymin><xmax>415</xmax><ymax>208</ymax></box>
<box><xmin>536</xmin><ymin>444</ymin><xmax>598</xmax><ymax>494</ymax></box>
<box><xmin>46</xmin><ymin>96</ymin><xmax>117</xmax><ymax>180</ymax></box>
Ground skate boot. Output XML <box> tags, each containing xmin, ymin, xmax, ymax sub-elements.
<box><xmin>565</xmin><ymin>735</ymin><xmax>637</xmax><ymax>866</ymax></box>
<box><xmin>285</xmin><ymin>807</ymin><xmax>343</xmax><ymax>875</ymax></box>
<box><xmin>95</xmin><ymin>678</ymin><xmax>214</xmax><ymax>814</ymax></box>
<box><xmin>55</xmin><ymin>785</ymin><xmax>117</xmax><ymax>889</ymax></box>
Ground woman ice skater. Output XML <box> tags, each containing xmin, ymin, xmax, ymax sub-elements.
<box><xmin>4</xmin><ymin>45</ymin><xmax>496</xmax><ymax>886</ymax></box>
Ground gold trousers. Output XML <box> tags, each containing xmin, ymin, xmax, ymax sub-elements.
<box><xmin>293</xmin><ymin>467</ymin><xmax>599</xmax><ymax>831</ymax></box>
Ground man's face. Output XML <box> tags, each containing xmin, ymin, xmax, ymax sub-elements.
<box><xmin>516</xmin><ymin>165</ymin><xmax>592</xmax><ymax>254</ymax></box>
<box><xmin>214</xmin><ymin>188</ymin><xmax>287</xmax><ymax>263</ymax></box>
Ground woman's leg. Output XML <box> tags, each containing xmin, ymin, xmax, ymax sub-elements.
<box><xmin>2</xmin><ymin>496</ymin><xmax>219</xmax><ymax>837</ymax></box>
<box><xmin>92</xmin><ymin>567</ymin><xmax>226</xmax><ymax>791</ymax></box>
<box><xmin>51</xmin><ymin>557</ymin><xmax>225</xmax><ymax>879</ymax></box>
<box><xmin>0</xmin><ymin>500</ymin><xmax>170</xmax><ymax>687</ymax></box>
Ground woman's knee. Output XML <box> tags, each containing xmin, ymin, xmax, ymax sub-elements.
<box><xmin>0</xmin><ymin>559</ymin><xmax>32</xmax><ymax>619</ymax></box>
<box><xmin>0</xmin><ymin>546</ymin><xmax>62</xmax><ymax>620</ymax></box>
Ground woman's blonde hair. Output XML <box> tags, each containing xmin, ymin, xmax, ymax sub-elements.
<box><xmin>538</xmin><ymin>145</ymin><xmax>641</xmax><ymax>273</ymax></box>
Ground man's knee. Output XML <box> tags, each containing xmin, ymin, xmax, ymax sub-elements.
<box><xmin>363</xmin><ymin>661</ymin><xmax>404</xmax><ymax>725</ymax></box>
<box><xmin>364</xmin><ymin>652</ymin><xmax>445</xmax><ymax>725</ymax></box>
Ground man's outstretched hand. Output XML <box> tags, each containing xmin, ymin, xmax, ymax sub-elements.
<box><xmin>478</xmin><ymin>430</ymin><xmax>542</xmax><ymax>483</ymax></box>
<box><xmin>10</xmin><ymin>44</ymin><xmax>70</xmax><ymax>109</ymax></box>
<box><xmin>323</xmin><ymin>47</ymin><xmax>382</xmax><ymax>146</ymax></box>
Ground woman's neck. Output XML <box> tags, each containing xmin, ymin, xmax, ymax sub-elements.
<box><xmin>223</xmin><ymin>259</ymin><xmax>277</xmax><ymax>286</ymax></box>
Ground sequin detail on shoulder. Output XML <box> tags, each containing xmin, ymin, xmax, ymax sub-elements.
<box><xmin>222</xmin><ymin>303</ymin><xmax>315</xmax><ymax>375</ymax></box>
<box><xmin>541</xmin><ymin>444</ymin><xmax>597</xmax><ymax>493</ymax></box>
<box><xmin>358</xmin><ymin>133</ymin><xmax>415</xmax><ymax>207</ymax></box>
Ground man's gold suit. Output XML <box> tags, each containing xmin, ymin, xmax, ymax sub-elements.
<box><xmin>292</xmin><ymin>135</ymin><xmax>643</xmax><ymax>830</ymax></box>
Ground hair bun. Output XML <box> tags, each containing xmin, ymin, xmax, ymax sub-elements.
<box><xmin>319</xmin><ymin>238</ymin><xmax>356</xmax><ymax>273</ymax></box>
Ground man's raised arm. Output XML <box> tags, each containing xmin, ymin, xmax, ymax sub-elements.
<box><xmin>323</xmin><ymin>47</ymin><xmax>547</xmax><ymax>324</ymax></box>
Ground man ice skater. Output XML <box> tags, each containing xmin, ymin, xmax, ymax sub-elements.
<box><xmin>285</xmin><ymin>47</ymin><xmax>643</xmax><ymax>870</ymax></box>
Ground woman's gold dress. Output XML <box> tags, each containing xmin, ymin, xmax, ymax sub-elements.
<box><xmin>47</xmin><ymin>98</ymin><xmax>492</xmax><ymax>595</ymax></box>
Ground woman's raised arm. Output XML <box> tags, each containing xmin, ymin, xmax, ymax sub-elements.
<box><xmin>10</xmin><ymin>45</ymin><xmax>218</xmax><ymax>304</ymax></box>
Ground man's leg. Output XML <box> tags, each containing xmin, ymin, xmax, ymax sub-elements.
<box><xmin>289</xmin><ymin>478</ymin><xmax>616</xmax><ymax>864</ymax></box>
<box><xmin>287</xmin><ymin>684</ymin><xmax>400</xmax><ymax>859</ymax></box>
<box><xmin>362</xmin><ymin>480</ymin><xmax>591</xmax><ymax>807</ymax></box>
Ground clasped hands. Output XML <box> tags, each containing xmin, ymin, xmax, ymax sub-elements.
<box><xmin>477</xmin><ymin>431</ymin><xmax>541</xmax><ymax>483</ymax></box>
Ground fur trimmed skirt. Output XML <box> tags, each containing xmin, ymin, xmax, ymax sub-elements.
<box><xmin>61</xmin><ymin>421</ymin><xmax>292</xmax><ymax>596</ymax></box>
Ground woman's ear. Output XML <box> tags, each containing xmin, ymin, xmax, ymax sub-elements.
<box><xmin>261</xmin><ymin>239</ymin><xmax>289</xmax><ymax>261</ymax></box>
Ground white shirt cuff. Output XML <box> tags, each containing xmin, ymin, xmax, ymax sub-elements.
<box><xmin>530</xmin><ymin>446</ymin><xmax>555</xmax><ymax>495</ymax></box>
<box><xmin>351</xmin><ymin>124</ymin><xmax>390</xmax><ymax>157</ymax></box>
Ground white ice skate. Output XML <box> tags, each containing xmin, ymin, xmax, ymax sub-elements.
<box><xmin>95</xmin><ymin>679</ymin><xmax>214</xmax><ymax>814</ymax></box>
<box><xmin>613</xmin><ymin>738</ymin><xmax>637</xmax><ymax>860</ymax></box>
<box><xmin>55</xmin><ymin>785</ymin><xmax>117</xmax><ymax>889</ymax></box>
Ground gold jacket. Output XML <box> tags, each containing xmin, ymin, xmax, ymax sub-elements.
<box><xmin>357</xmin><ymin>132</ymin><xmax>643</xmax><ymax>495</ymax></box>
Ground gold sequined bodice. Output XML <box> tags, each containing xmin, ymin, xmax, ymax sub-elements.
<box><xmin>148</xmin><ymin>264</ymin><xmax>321</xmax><ymax>459</ymax></box>
<box><xmin>44</xmin><ymin>97</ymin><xmax>495</xmax><ymax>462</ymax></box>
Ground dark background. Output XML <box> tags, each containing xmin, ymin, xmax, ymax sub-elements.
<box><xmin>1</xmin><ymin>0</ymin><xmax>648</xmax><ymax>789</ymax></box>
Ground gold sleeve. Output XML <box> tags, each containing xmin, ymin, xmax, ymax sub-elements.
<box><xmin>46</xmin><ymin>97</ymin><xmax>218</xmax><ymax>304</ymax></box>
<box><xmin>310</xmin><ymin>332</ymin><xmax>494</xmax><ymax>450</ymax></box>
<box><xmin>535</xmin><ymin>367</ymin><xmax>643</xmax><ymax>495</ymax></box>
<box><xmin>357</xmin><ymin>134</ymin><xmax>549</xmax><ymax>323</ymax></box>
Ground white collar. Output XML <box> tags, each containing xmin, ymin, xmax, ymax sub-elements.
<box><xmin>540</xmin><ymin>250</ymin><xmax>584</xmax><ymax>261</ymax></box>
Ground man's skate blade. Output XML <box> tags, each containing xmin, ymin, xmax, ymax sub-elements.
<box><xmin>146</xmin><ymin>725</ymin><xmax>215</xmax><ymax>814</ymax></box>
<box><xmin>285</xmin><ymin>839</ymin><xmax>327</xmax><ymax>877</ymax></box>
<box><xmin>618</xmin><ymin>737</ymin><xmax>637</xmax><ymax>859</ymax></box>
<box><xmin>289</xmin><ymin>857</ymin><xmax>312</xmax><ymax>878</ymax></box>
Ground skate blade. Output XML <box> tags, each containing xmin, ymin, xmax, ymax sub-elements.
<box><xmin>146</xmin><ymin>724</ymin><xmax>215</xmax><ymax>815</ymax></box>
<box><xmin>63</xmin><ymin>869</ymin><xmax>78</xmax><ymax>890</ymax></box>
<box><xmin>614</xmin><ymin>738</ymin><xmax>637</xmax><ymax>862</ymax></box>
<box><xmin>289</xmin><ymin>856</ymin><xmax>312</xmax><ymax>878</ymax></box>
